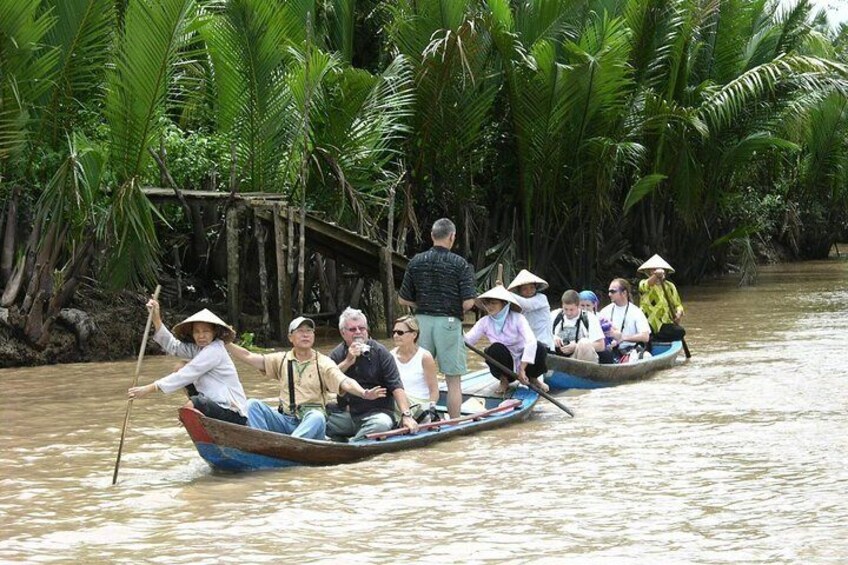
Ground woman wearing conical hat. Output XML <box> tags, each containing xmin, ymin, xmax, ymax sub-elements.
<box><xmin>127</xmin><ymin>300</ymin><xmax>248</xmax><ymax>425</ymax></box>
<box><xmin>637</xmin><ymin>254</ymin><xmax>686</xmax><ymax>342</ymax></box>
<box><xmin>464</xmin><ymin>285</ymin><xmax>549</xmax><ymax>394</ymax></box>
<box><xmin>507</xmin><ymin>269</ymin><xmax>553</xmax><ymax>349</ymax></box>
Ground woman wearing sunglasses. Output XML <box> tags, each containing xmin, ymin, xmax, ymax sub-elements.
<box><xmin>390</xmin><ymin>315</ymin><xmax>439</xmax><ymax>421</ymax></box>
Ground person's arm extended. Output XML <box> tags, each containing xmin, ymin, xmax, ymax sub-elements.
<box><xmin>338</xmin><ymin>377</ymin><xmax>386</xmax><ymax>400</ymax></box>
<box><xmin>225</xmin><ymin>342</ymin><xmax>266</xmax><ymax>371</ymax></box>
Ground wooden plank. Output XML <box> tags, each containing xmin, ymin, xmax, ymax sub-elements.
<box><xmin>365</xmin><ymin>399</ymin><xmax>522</xmax><ymax>440</ymax></box>
<box><xmin>142</xmin><ymin>187</ymin><xmax>287</xmax><ymax>201</ymax></box>
<box><xmin>273</xmin><ymin>204</ymin><xmax>290</xmax><ymax>340</ymax></box>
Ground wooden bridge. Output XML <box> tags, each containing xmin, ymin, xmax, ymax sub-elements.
<box><xmin>143</xmin><ymin>188</ymin><xmax>409</xmax><ymax>339</ymax></box>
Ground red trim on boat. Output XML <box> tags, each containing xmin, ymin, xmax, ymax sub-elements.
<box><xmin>179</xmin><ymin>407</ymin><xmax>215</xmax><ymax>444</ymax></box>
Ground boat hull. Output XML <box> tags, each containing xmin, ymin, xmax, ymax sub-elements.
<box><xmin>179</xmin><ymin>370</ymin><xmax>537</xmax><ymax>472</ymax></box>
<box><xmin>545</xmin><ymin>341</ymin><xmax>683</xmax><ymax>390</ymax></box>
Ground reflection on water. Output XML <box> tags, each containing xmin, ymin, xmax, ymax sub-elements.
<box><xmin>1</xmin><ymin>261</ymin><xmax>847</xmax><ymax>563</ymax></box>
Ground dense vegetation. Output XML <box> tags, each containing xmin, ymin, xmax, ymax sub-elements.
<box><xmin>2</xmin><ymin>0</ymin><xmax>847</xmax><ymax>346</ymax></box>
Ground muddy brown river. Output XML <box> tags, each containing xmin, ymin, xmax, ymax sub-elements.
<box><xmin>1</xmin><ymin>260</ymin><xmax>846</xmax><ymax>563</ymax></box>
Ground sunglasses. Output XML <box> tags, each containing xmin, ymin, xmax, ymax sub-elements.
<box><xmin>608</xmin><ymin>288</ymin><xmax>623</xmax><ymax>294</ymax></box>
<box><xmin>345</xmin><ymin>325</ymin><xmax>367</xmax><ymax>333</ymax></box>
<box><xmin>392</xmin><ymin>329</ymin><xmax>415</xmax><ymax>336</ymax></box>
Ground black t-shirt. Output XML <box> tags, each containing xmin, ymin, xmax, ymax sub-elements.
<box><xmin>328</xmin><ymin>339</ymin><xmax>403</xmax><ymax>418</ymax></box>
<box><xmin>399</xmin><ymin>246</ymin><xmax>476</xmax><ymax>318</ymax></box>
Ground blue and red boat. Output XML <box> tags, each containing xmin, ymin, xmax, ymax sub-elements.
<box><xmin>179</xmin><ymin>369</ymin><xmax>538</xmax><ymax>472</ymax></box>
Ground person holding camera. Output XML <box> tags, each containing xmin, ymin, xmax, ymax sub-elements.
<box><xmin>327</xmin><ymin>307</ymin><xmax>419</xmax><ymax>441</ymax></box>
<box><xmin>637</xmin><ymin>254</ymin><xmax>686</xmax><ymax>344</ymax></box>
<box><xmin>226</xmin><ymin>316</ymin><xmax>386</xmax><ymax>440</ymax></box>
<box><xmin>551</xmin><ymin>290</ymin><xmax>606</xmax><ymax>363</ymax></box>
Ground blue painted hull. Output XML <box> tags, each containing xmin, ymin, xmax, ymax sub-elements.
<box><xmin>546</xmin><ymin>341</ymin><xmax>683</xmax><ymax>390</ymax></box>
<box><xmin>180</xmin><ymin>370</ymin><xmax>538</xmax><ymax>472</ymax></box>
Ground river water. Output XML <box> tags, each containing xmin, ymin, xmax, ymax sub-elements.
<box><xmin>1</xmin><ymin>260</ymin><xmax>846</xmax><ymax>564</ymax></box>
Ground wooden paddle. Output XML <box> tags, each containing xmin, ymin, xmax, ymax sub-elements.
<box><xmin>112</xmin><ymin>285</ymin><xmax>161</xmax><ymax>485</ymax></box>
<box><xmin>464</xmin><ymin>342</ymin><xmax>575</xmax><ymax>417</ymax></box>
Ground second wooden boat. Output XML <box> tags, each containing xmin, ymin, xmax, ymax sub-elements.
<box><xmin>545</xmin><ymin>341</ymin><xmax>683</xmax><ymax>390</ymax></box>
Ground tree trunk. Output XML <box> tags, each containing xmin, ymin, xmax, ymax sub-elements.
<box><xmin>255</xmin><ymin>213</ymin><xmax>270</xmax><ymax>339</ymax></box>
<box><xmin>273</xmin><ymin>205</ymin><xmax>291</xmax><ymax>340</ymax></box>
<box><xmin>297</xmin><ymin>203</ymin><xmax>306</xmax><ymax>313</ymax></box>
<box><xmin>0</xmin><ymin>187</ymin><xmax>20</xmax><ymax>285</ymax></box>
<box><xmin>226</xmin><ymin>206</ymin><xmax>241</xmax><ymax>329</ymax></box>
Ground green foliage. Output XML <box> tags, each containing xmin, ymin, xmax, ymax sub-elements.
<box><xmin>2</xmin><ymin>0</ymin><xmax>848</xmax><ymax>309</ymax></box>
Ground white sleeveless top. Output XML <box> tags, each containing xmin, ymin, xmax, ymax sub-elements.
<box><xmin>391</xmin><ymin>346</ymin><xmax>431</xmax><ymax>400</ymax></box>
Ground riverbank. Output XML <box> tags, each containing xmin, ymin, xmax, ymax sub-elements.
<box><xmin>2</xmin><ymin>244</ymin><xmax>844</xmax><ymax>368</ymax></box>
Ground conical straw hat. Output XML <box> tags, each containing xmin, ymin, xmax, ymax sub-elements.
<box><xmin>638</xmin><ymin>254</ymin><xmax>675</xmax><ymax>274</ymax></box>
<box><xmin>507</xmin><ymin>269</ymin><xmax>549</xmax><ymax>292</ymax></box>
<box><xmin>172</xmin><ymin>309</ymin><xmax>235</xmax><ymax>343</ymax></box>
<box><xmin>476</xmin><ymin>285</ymin><xmax>522</xmax><ymax>313</ymax></box>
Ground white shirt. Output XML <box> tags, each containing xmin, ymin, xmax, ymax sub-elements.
<box><xmin>153</xmin><ymin>326</ymin><xmax>247</xmax><ymax>415</ymax></box>
<box><xmin>551</xmin><ymin>309</ymin><xmax>604</xmax><ymax>347</ymax></box>
<box><xmin>511</xmin><ymin>293</ymin><xmax>553</xmax><ymax>348</ymax></box>
<box><xmin>598</xmin><ymin>302</ymin><xmax>651</xmax><ymax>349</ymax></box>
<box><xmin>391</xmin><ymin>346</ymin><xmax>432</xmax><ymax>400</ymax></box>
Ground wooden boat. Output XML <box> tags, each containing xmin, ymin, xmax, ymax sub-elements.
<box><xmin>545</xmin><ymin>341</ymin><xmax>683</xmax><ymax>390</ymax></box>
<box><xmin>179</xmin><ymin>369</ymin><xmax>537</xmax><ymax>472</ymax></box>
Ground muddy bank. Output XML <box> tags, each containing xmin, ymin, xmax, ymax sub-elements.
<box><xmin>0</xmin><ymin>287</ymin><xmax>163</xmax><ymax>368</ymax></box>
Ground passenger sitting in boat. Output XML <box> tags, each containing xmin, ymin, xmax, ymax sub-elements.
<box><xmin>465</xmin><ymin>285</ymin><xmax>548</xmax><ymax>394</ymax></box>
<box><xmin>550</xmin><ymin>290</ymin><xmax>606</xmax><ymax>363</ymax></box>
<box><xmin>327</xmin><ymin>308</ymin><xmax>419</xmax><ymax>441</ymax></box>
<box><xmin>226</xmin><ymin>316</ymin><xmax>385</xmax><ymax>440</ymax></box>
<box><xmin>507</xmin><ymin>269</ymin><xmax>553</xmax><ymax>350</ymax></box>
<box><xmin>390</xmin><ymin>315</ymin><xmax>439</xmax><ymax>423</ymax></box>
<box><xmin>127</xmin><ymin>300</ymin><xmax>248</xmax><ymax>425</ymax></box>
<box><xmin>599</xmin><ymin>278</ymin><xmax>651</xmax><ymax>361</ymax></box>
<box><xmin>578</xmin><ymin>290</ymin><xmax>616</xmax><ymax>364</ymax></box>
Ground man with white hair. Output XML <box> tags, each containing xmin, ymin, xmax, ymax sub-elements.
<box><xmin>327</xmin><ymin>307</ymin><xmax>419</xmax><ymax>441</ymax></box>
<box><xmin>226</xmin><ymin>316</ymin><xmax>386</xmax><ymax>440</ymax></box>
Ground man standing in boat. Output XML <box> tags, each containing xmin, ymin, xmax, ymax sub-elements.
<box><xmin>327</xmin><ymin>308</ymin><xmax>419</xmax><ymax>441</ymax></box>
<box><xmin>399</xmin><ymin>218</ymin><xmax>477</xmax><ymax>419</ymax></box>
<box><xmin>226</xmin><ymin>316</ymin><xmax>386</xmax><ymax>440</ymax></box>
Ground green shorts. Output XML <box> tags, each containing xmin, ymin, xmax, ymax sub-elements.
<box><xmin>417</xmin><ymin>314</ymin><xmax>467</xmax><ymax>376</ymax></box>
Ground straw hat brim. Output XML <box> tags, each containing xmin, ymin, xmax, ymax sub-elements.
<box><xmin>476</xmin><ymin>286</ymin><xmax>522</xmax><ymax>313</ymax></box>
<box><xmin>507</xmin><ymin>269</ymin><xmax>549</xmax><ymax>292</ymax></box>
<box><xmin>638</xmin><ymin>254</ymin><xmax>675</xmax><ymax>274</ymax></box>
<box><xmin>172</xmin><ymin>308</ymin><xmax>236</xmax><ymax>343</ymax></box>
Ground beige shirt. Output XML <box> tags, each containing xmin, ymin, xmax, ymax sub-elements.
<box><xmin>262</xmin><ymin>350</ymin><xmax>348</xmax><ymax>415</ymax></box>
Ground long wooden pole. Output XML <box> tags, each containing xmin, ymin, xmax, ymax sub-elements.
<box><xmin>112</xmin><ymin>285</ymin><xmax>161</xmax><ymax>485</ymax></box>
<box><xmin>464</xmin><ymin>342</ymin><xmax>575</xmax><ymax>417</ymax></box>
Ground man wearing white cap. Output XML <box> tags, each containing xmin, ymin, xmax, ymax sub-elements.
<box><xmin>637</xmin><ymin>254</ymin><xmax>686</xmax><ymax>343</ymax></box>
<box><xmin>226</xmin><ymin>316</ymin><xmax>386</xmax><ymax>440</ymax></box>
